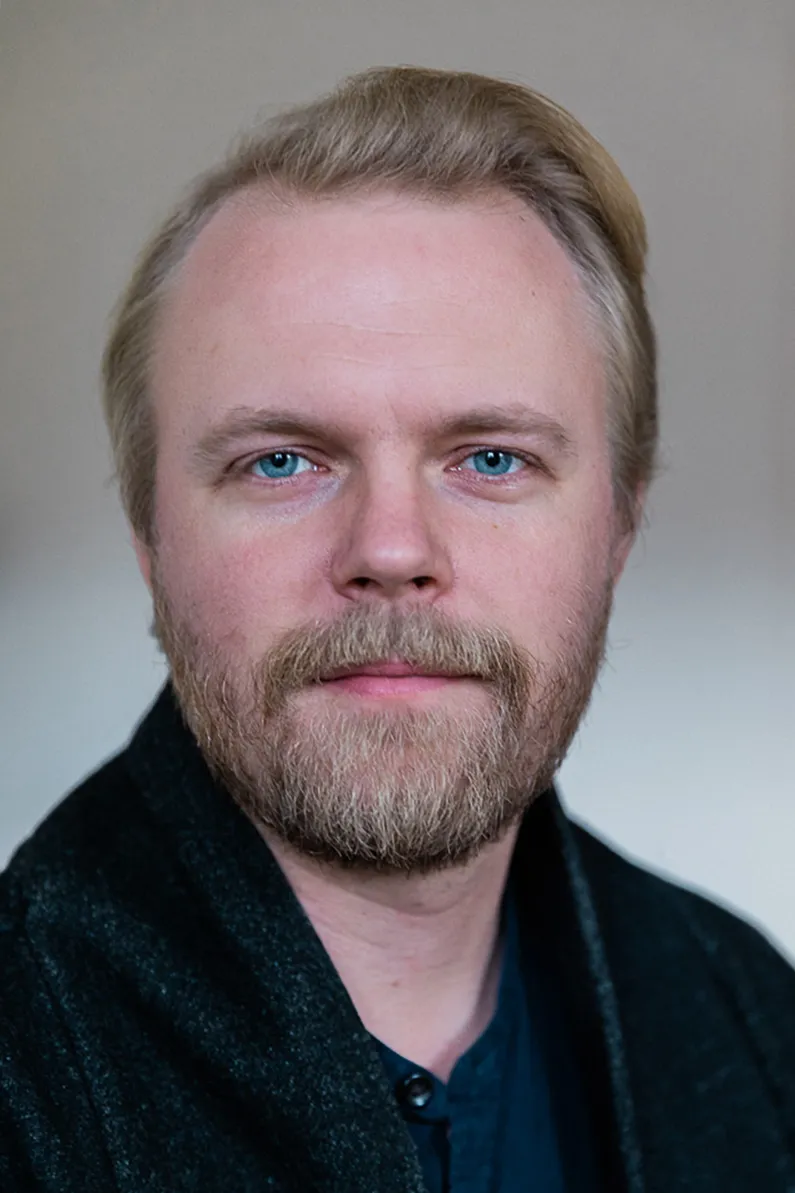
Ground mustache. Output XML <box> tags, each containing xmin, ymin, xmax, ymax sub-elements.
<box><xmin>252</xmin><ymin>603</ymin><xmax>536</xmax><ymax>714</ymax></box>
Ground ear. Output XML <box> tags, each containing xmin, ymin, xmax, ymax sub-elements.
<box><xmin>611</xmin><ymin>485</ymin><xmax>646</xmax><ymax>583</ymax></box>
<box><xmin>611</xmin><ymin>526</ymin><xmax>635</xmax><ymax>583</ymax></box>
<box><xmin>132</xmin><ymin>530</ymin><xmax>153</xmax><ymax>594</ymax></box>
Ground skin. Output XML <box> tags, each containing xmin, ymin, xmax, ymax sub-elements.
<box><xmin>135</xmin><ymin>188</ymin><xmax>637</xmax><ymax>1080</ymax></box>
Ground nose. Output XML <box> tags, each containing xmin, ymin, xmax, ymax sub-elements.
<box><xmin>330</xmin><ymin>467</ymin><xmax>454</xmax><ymax>603</ymax></box>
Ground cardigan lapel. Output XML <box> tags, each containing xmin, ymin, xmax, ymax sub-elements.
<box><xmin>508</xmin><ymin>788</ymin><xmax>643</xmax><ymax>1192</ymax></box>
<box><xmin>565</xmin><ymin>813</ymin><xmax>795</xmax><ymax>1192</ymax></box>
<box><xmin>127</xmin><ymin>684</ymin><xmax>428</xmax><ymax>1193</ymax></box>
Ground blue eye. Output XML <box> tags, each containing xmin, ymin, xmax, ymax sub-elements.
<box><xmin>463</xmin><ymin>450</ymin><xmax>524</xmax><ymax>476</ymax></box>
<box><xmin>249</xmin><ymin>452</ymin><xmax>312</xmax><ymax>480</ymax></box>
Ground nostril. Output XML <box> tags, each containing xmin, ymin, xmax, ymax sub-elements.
<box><xmin>413</xmin><ymin>576</ymin><xmax>433</xmax><ymax>589</ymax></box>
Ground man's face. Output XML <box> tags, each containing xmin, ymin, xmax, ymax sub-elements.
<box><xmin>140</xmin><ymin>188</ymin><xmax>633</xmax><ymax>874</ymax></box>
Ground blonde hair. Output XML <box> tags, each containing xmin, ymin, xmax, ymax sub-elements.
<box><xmin>102</xmin><ymin>65</ymin><xmax>656</xmax><ymax>544</ymax></box>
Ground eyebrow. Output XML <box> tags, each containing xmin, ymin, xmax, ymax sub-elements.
<box><xmin>191</xmin><ymin>403</ymin><xmax>575</xmax><ymax>471</ymax></box>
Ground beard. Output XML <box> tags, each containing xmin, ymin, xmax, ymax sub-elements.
<box><xmin>151</xmin><ymin>572</ymin><xmax>612</xmax><ymax>876</ymax></box>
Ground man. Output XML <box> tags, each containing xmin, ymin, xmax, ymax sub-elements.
<box><xmin>1</xmin><ymin>65</ymin><xmax>793</xmax><ymax>1193</ymax></box>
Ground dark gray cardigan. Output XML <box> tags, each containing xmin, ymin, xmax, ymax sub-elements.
<box><xmin>1</xmin><ymin>684</ymin><xmax>794</xmax><ymax>1191</ymax></box>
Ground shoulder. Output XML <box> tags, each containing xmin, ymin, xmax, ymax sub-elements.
<box><xmin>570</xmin><ymin>817</ymin><xmax>794</xmax><ymax>978</ymax></box>
<box><xmin>0</xmin><ymin>744</ymin><xmax>150</xmax><ymax>985</ymax></box>
<box><xmin>0</xmin><ymin>754</ymin><xmax>142</xmax><ymax>1187</ymax></box>
<box><xmin>0</xmin><ymin>743</ymin><xmax>173</xmax><ymax>1016</ymax></box>
<box><xmin>568</xmin><ymin>817</ymin><xmax>795</xmax><ymax>1074</ymax></box>
<box><xmin>557</xmin><ymin>814</ymin><xmax>795</xmax><ymax>1174</ymax></box>
<box><xmin>2</xmin><ymin>746</ymin><xmax>166</xmax><ymax>922</ymax></box>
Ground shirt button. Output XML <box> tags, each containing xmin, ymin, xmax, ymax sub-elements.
<box><xmin>396</xmin><ymin>1071</ymin><xmax>434</xmax><ymax>1110</ymax></box>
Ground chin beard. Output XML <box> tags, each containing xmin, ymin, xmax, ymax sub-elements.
<box><xmin>151</xmin><ymin>585</ymin><xmax>611</xmax><ymax>876</ymax></box>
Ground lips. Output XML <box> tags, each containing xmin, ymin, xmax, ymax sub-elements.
<box><xmin>321</xmin><ymin>660</ymin><xmax>461</xmax><ymax>682</ymax></box>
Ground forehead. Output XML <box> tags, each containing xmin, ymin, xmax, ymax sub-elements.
<box><xmin>151</xmin><ymin>187</ymin><xmax>603</xmax><ymax>438</ymax></box>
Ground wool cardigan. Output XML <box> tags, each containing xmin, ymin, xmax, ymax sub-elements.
<box><xmin>1</xmin><ymin>683</ymin><xmax>794</xmax><ymax>1192</ymax></box>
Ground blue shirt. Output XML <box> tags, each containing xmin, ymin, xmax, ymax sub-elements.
<box><xmin>373</xmin><ymin>880</ymin><xmax>599</xmax><ymax>1191</ymax></box>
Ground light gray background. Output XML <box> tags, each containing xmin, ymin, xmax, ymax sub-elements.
<box><xmin>1</xmin><ymin>1</ymin><xmax>793</xmax><ymax>952</ymax></box>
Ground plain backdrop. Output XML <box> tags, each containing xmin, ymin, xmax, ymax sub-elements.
<box><xmin>1</xmin><ymin>0</ymin><xmax>793</xmax><ymax>954</ymax></box>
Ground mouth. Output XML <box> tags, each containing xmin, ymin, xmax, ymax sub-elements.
<box><xmin>317</xmin><ymin>659</ymin><xmax>476</xmax><ymax>697</ymax></box>
<box><xmin>320</xmin><ymin>660</ymin><xmax>462</xmax><ymax>681</ymax></box>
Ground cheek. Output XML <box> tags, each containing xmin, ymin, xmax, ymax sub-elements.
<box><xmin>153</xmin><ymin>498</ymin><xmax>320</xmax><ymax>650</ymax></box>
<box><xmin>461</xmin><ymin>504</ymin><xmax>614</xmax><ymax>647</ymax></box>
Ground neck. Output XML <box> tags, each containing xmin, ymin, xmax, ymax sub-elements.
<box><xmin>258</xmin><ymin>822</ymin><xmax>521</xmax><ymax>1083</ymax></box>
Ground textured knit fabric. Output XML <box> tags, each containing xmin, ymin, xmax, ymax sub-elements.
<box><xmin>1</xmin><ymin>683</ymin><xmax>795</xmax><ymax>1192</ymax></box>
<box><xmin>373</xmin><ymin>879</ymin><xmax>579</xmax><ymax>1192</ymax></box>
